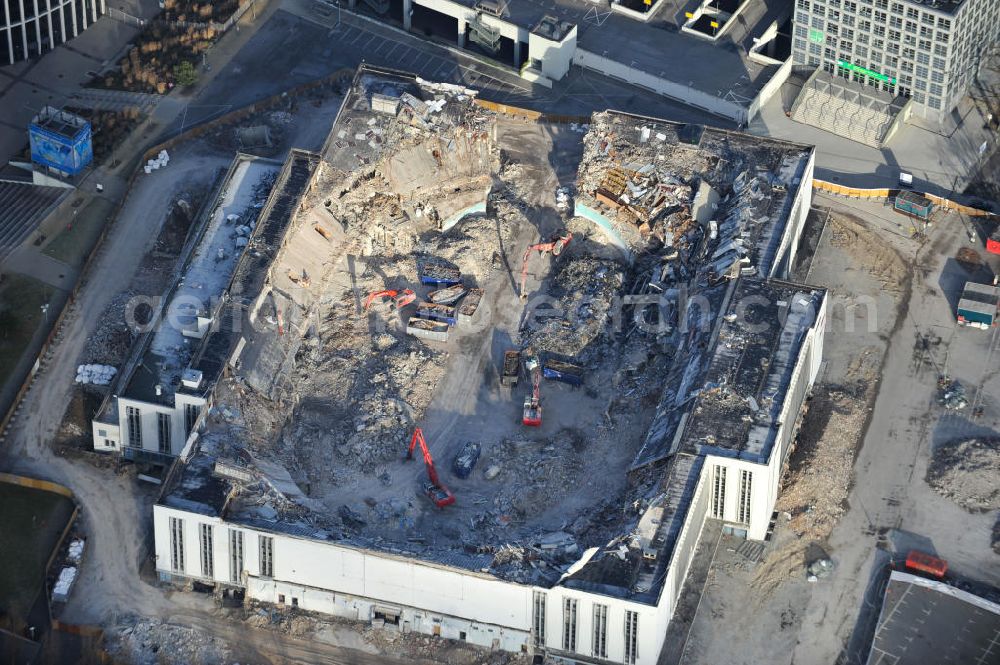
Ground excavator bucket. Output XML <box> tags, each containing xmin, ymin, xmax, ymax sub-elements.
<box><xmin>395</xmin><ymin>289</ymin><xmax>417</xmax><ymax>308</ymax></box>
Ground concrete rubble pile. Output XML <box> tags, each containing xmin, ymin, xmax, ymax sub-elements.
<box><xmin>81</xmin><ymin>290</ymin><xmax>137</xmax><ymax>366</ymax></box>
<box><xmin>107</xmin><ymin>618</ymin><xmax>232</xmax><ymax>665</ymax></box>
<box><xmin>289</xmin><ymin>339</ymin><xmax>444</xmax><ymax>472</ymax></box>
<box><xmin>925</xmin><ymin>437</ymin><xmax>1000</xmax><ymax>512</ymax></box>
<box><xmin>523</xmin><ymin>256</ymin><xmax>625</xmax><ymax>359</ymax></box>
<box><xmin>576</xmin><ymin>112</ymin><xmax>714</xmax><ymax>251</ymax></box>
<box><xmin>578</xmin><ymin>112</ymin><xmax>798</xmax><ymax>292</ymax></box>
<box><xmin>937</xmin><ymin>376</ymin><xmax>968</xmax><ymax>410</ymax></box>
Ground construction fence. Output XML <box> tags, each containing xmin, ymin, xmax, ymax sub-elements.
<box><xmin>473</xmin><ymin>99</ymin><xmax>589</xmax><ymax>126</ymax></box>
<box><xmin>812</xmin><ymin>179</ymin><xmax>996</xmax><ymax>218</ymax></box>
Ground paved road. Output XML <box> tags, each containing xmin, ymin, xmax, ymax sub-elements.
<box><xmin>0</xmin><ymin>2</ymin><xmax>446</xmax><ymax>662</ymax></box>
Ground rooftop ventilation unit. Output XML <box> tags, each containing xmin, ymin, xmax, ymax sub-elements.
<box><xmin>181</xmin><ymin>368</ymin><xmax>203</xmax><ymax>390</ymax></box>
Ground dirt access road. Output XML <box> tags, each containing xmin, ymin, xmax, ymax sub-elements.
<box><xmin>677</xmin><ymin>197</ymin><xmax>1000</xmax><ymax>665</ymax></box>
<box><xmin>0</xmin><ymin>142</ymin><xmax>438</xmax><ymax>663</ymax></box>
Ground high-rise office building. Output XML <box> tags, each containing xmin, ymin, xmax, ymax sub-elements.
<box><xmin>1</xmin><ymin>0</ymin><xmax>106</xmax><ymax>66</ymax></box>
<box><xmin>791</xmin><ymin>0</ymin><xmax>1000</xmax><ymax>121</ymax></box>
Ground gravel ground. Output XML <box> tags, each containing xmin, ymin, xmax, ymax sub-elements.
<box><xmin>926</xmin><ymin>437</ymin><xmax>1000</xmax><ymax>512</ymax></box>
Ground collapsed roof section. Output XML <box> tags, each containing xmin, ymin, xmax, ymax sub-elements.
<box><xmin>117</xmin><ymin>154</ymin><xmax>283</xmax><ymax>408</ymax></box>
<box><xmin>635</xmin><ymin>278</ymin><xmax>825</xmax><ymax>469</ymax></box>
<box><xmin>157</xmin><ymin>69</ymin><xmax>825</xmax><ymax>607</ymax></box>
<box><xmin>576</xmin><ymin>110</ymin><xmax>812</xmax><ymax>279</ymax></box>
<box><xmin>322</xmin><ymin>66</ymin><xmax>498</xmax><ymax>230</ymax></box>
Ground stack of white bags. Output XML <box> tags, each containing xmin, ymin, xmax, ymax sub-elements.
<box><xmin>76</xmin><ymin>363</ymin><xmax>117</xmax><ymax>386</ymax></box>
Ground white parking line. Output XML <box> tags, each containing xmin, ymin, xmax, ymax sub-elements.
<box><xmin>370</xmin><ymin>38</ymin><xmax>393</xmax><ymax>56</ymax></box>
<box><xmin>410</xmin><ymin>53</ymin><xmax>432</xmax><ymax>70</ymax></box>
<box><xmin>382</xmin><ymin>42</ymin><xmax>400</xmax><ymax>60</ymax></box>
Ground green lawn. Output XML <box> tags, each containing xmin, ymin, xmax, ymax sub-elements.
<box><xmin>0</xmin><ymin>273</ymin><xmax>51</xmax><ymax>390</ymax></box>
<box><xmin>0</xmin><ymin>481</ymin><xmax>75</xmax><ymax>625</ymax></box>
<box><xmin>42</xmin><ymin>197</ymin><xmax>115</xmax><ymax>267</ymax></box>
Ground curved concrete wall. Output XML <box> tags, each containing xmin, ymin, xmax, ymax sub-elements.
<box><xmin>1</xmin><ymin>0</ymin><xmax>105</xmax><ymax>65</ymax></box>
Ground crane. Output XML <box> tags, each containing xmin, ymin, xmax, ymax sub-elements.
<box><xmin>522</xmin><ymin>351</ymin><xmax>542</xmax><ymax>426</ymax></box>
<box><xmin>519</xmin><ymin>231</ymin><xmax>573</xmax><ymax>299</ymax></box>
<box><xmin>363</xmin><ymin>288</ymin><xmax>416</xmax><ymax>312</ymax></box>
<box><xmin>405</xmin><ymin>428</ymin><xmax>456</xmax><ymax>508</ymax></box>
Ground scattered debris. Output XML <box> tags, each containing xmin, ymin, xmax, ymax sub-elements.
<box><xmin>926</xmin><ymin>437</ymin><xmax>1000</xmax><ymax>512</ymax></box>
<box><xmin>806</xmin><ymin>557</ymin><xmax>835</xmax><ymax>582</ymax></box>
<box><xmin>107</xmin><ymin>619</ymin><xmax>232</xmax><ymax>665</ymax></box>
<box><xmin>937</xmin><ymin>376</ymin><xmax>968</xmax><ymax>410</ymax></box>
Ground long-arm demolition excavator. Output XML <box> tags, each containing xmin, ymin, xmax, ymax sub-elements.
<box><xmin>405</xmin><ymin>428</ymin><xmax>456</xmax><ymax>508</ymax></box>
<box><xmin>522</xmin><ymin>350</ymin><xmax>542</xmax><ymax>426</ymax></box>
<box><xmin>519</xmin><ymin>231</ymin><xmax>572</xmax><ymax>299</ymax></box>
<box><xmin>363</xmin><ymin>289</ymin><xmax>416</xmax><ymax>312</ymax></box>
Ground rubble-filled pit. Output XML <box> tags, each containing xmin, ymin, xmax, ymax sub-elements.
<box><xmin>197</xmin><ymin>74</ymin><xmax>680</xmax><ymax>577</ymax></box>
<box><xmin>179</xmin><ymin>73</ymin><xmax>815</xmax><ymax>593</ymax></box>
<box><xmin>212</xmin><ymin>199</ymin><xmax>665</xmax><ymax>562</ymax></box>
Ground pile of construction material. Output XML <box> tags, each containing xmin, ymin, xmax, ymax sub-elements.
<box><xmin>925</xmin><ymin>437</ymin><xmax>1000</xmax><ymax>512</ymax></box>
<box><xmin>75</xmin><ymin>363</ymin><xmax>117</xmax><ymax>386</ymax></box>
<box><xmin>144</xmin><ymin>149</ymin><xmax>170</xmax><ymax>174</ymax></box>
<box><xmin>524</xmin><ymin>257</ymin><xmax>624</xmax><ymax>359</ymax></box>
<box><xmin>106</xmin><ymin>618</ymin><xmax>233</xmax><ymax>665</ymax></box>
<box><xmin>51</xmin><ymin>566</ymin><xmax>78</xmax><ymax>603</ymax></box>
<box><xmin>937</xmin><ymin>377</ymin><xmax>968</xmax><ymax>410</ymax></box>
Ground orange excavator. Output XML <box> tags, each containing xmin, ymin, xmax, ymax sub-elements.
<box><xmin>522</xmin><ymin>350</ymin><xmax>542</xmax><ymax>426</ymax></box>
<box><xmin>519</xmin><ymin>231</ymin><xmax>573</xmax><ymax>299</ymax></box>
<box><xmin>363</xmin><ymin>289</ymin><xmax>416</xmax><ymax>312</ymax></box>
<box><xmin>405</xmin><ymin>428</ymin><xmax>456</xmax><ymax>508</ymax></box>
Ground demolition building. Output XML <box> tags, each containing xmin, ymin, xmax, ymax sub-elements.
<box><xmin>149</xmin><ymin>67</ymin><xmax>824</xmax><ymax>665</ymax></box>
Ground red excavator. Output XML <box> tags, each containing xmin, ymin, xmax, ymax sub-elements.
<box><xmin>405</xmin><ymin>428</ymin><xmax>456</xmax><ymax>508</ymax></box>
<box><xmin>522</xmin><ymin>351</ymin><xmax>542</xmax><ymax>426</ymax></box>
<box><xmin>519</xmin><ymin>231</ymin><xmax>572</xmax><ymax>299</ymax></box>
<box><xmin>363</xmin><ymin>289</ymin><xmax>416</xmax><ymax>312</ymax></box>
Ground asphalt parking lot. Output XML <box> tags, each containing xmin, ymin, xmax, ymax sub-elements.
<box><xmin>186</xmin><ymin>0</ymin><xmax>725</xmax><ymax>134</ymax></box>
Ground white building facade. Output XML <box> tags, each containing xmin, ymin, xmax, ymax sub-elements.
<box><xmin>151</xmin><ymin>286</ymin><xmax>827</xmax><ymax>664</ymax></box>
<box><xmin>153</xmin><ymin>504</ymin><xmax>672</xmax><ymax>664</ymax></box>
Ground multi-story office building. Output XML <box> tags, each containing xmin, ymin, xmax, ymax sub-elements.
<box><xmin>791</xmin><ymin>0</ymin><xmax>1000</xmax><ymax>120</ymax></box>
<box><xmin>1</xmin><ymin>0</ymin><xmax>105</xmax><ymax>65</ymax></box>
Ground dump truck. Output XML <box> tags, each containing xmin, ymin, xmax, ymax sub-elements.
<box><xmin>406</xmin><ymin>316</ymin><xmax>450</xmax><ymax>342</ymax></box>
<box><xmin>415</xmin><ymin>302</ymin><xmax>457</xmax><ymax>326</ymax></box>
<box><xmin>501</xmin><ymin>350</ymin><xmax>521</xmax><ymax>387</ymax></box>
<box><xmin>458</xmin><ymin>288</ymin><xmax>484</xmax><ymax>324</ymax></box>
<box><xmin>427</xmin><ymin>284</ymin><xmax>466</xmax><ymax>304</ymax></box>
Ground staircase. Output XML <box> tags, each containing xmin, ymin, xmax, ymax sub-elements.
<box><xmin>791</xmin><ymin>70</ymin><xmax>907</xmax><ymax>148</ymax></box>
<box><xmin>468</xmin><ymin>14</ymin><xmax>502</xmax><ymax>54</ymax></box>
